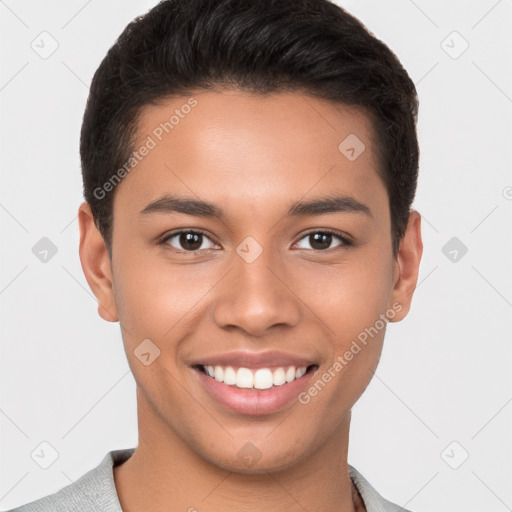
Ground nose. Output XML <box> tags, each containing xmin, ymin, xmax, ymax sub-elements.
<box><xmin>212</xmin><ymin>245</ymin><xmax>302</xmax><ymax>337</ymax></box>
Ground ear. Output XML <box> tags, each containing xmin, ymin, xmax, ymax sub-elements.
<box><xmin>388</xmin><ymin>210</ymin><xmax>423</xmax><ymax>322</ymax></box>
<box><xmin>78</xmin><ymin>202</ymin><xmax>119</xmax><ymax>322</ymax></box>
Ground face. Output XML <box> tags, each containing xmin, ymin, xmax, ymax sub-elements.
<box><xmin>79</xmin><ymin>89</ymin><xmax>422</xmax><ymax>474</ymax></box>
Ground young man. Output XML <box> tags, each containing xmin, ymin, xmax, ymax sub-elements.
<box><xmin>9</xmin><ymin>0</ymin><xmax>423</xmax><ymax>510</ymax></box>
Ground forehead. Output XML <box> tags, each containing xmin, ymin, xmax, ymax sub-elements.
<box><xmin>114</xmin><ymin>89</ymin><xmax>386</xmax><ymax>218</ymax></box>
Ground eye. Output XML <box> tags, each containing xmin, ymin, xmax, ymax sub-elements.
<box><xmin>160</xmin><ymin>230</ymin><xmax>218</xmax><ymax>252</ymax></box>
<box><xmin>294</xmin><ymin>229</ymin><xmax>352</xmax><ymax>251</ymax></box>
<box><xmin>159</xmin><ymin>228</ymin><xmax>352</xmax><ymax>254</ymax></box>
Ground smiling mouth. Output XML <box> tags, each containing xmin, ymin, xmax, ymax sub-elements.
<box><xmin>194</xmin><ymin>364</ymin><xmax>318</xmax><ymax>390</ymax></box>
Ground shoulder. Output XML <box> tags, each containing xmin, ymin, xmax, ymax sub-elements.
<box><xmin>5</xmin><ymin>448</ymin><xmax>135</xmax><ymax>512</ymax></box>
<box><xmin>348</xmin><ymin>464</ymin><xmax>418</xmax><ymax>512</ymax></box>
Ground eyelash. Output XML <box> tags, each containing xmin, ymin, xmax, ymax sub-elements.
<box><xmin>158</xmin><ymin>228</ymin><xmax>353</xmax><ymax>254</ymax></box>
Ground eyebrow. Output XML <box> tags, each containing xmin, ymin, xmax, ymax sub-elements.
<box><xmin>139</xmin><ymin>193</ymin><xmax>372</xmax><ymax>218</ymax></box>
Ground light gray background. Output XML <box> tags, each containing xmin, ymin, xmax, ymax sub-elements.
<box><xmin>1</xmin><ymin>1</ymin><xmax>511</xmax><ymax>510</ymax></box>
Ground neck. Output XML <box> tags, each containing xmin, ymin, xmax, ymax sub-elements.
<box><xmin>114</xmin><ymin>388</ymin><xmax>365</xmax><ymax>512</ymax></box>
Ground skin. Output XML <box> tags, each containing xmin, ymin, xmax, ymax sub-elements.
<box><xmin>78</xmin><ymin>89</ymin><xmax>422</xmax><ymax>512</ymax></box>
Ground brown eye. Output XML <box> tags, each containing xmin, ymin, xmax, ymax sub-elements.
<box><xmin>295</xmin><ymin>230</ymin><xmax>350</xmax><ymax>251</ymax></box>
<box><xmin>162</xmin><ymin>230</ymin><xmax>217</xmax><ymax>252</ymax></box>
<box><xmin>309</xmin><ymin>232</ymin><xmax>333</xmax><ymax>250</ymax></box>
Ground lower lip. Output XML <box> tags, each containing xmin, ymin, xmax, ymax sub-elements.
<box><xmin>193</xmin><ymin>367</ymin><xmax>316</xmax><ymax>416</ymax></box>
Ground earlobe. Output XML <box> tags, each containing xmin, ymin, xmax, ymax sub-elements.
<box><xmin>77</xmin><ymin>202</ymin><xmax>119</xmax><ymax>323</ymax></box>
<box><xmin>389</xmin><ymin>210</ymin><xmax>423</xmax><ymax>322</ymax></box>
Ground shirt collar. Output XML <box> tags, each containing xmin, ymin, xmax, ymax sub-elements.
<box><xmin>93</xmin><ymin>448</ymin><xmax>404</xmax><ymax>512</ymax></box>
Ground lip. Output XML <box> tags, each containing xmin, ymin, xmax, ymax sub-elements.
<box><xmin>188</xmin><ymin>350</ymin><xmax>317</xmax><ymax>370</ymax></box>
<box><xmin>192</xmin><ymin>364</ymin><xmax>318</xmax><ymax>416</ymax></box>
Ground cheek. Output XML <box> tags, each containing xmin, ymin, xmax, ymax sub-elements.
<box><xmin>112</xmin><ymin>244</ymin><xmax>216</xmax><ymax>342</ymax></box>
<box><xmin>295</xmin><ymin>244</ymin><xmax>393</xmax><ymax>376</ymax></box>
<box><xmin>297</xmin><ymin>249</ymin><xmax>393</xmax><ymax>326</ymax></box>
<box><xmin>330</xmin><ymin>252</ymin><xmax>393</xmax><ymax>391</ymax></box>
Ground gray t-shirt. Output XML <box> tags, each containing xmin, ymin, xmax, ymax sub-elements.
<box><xmin>6</xmin><ymin>448</ymin><xmax>414</xmax><ymax>512</ymax></box>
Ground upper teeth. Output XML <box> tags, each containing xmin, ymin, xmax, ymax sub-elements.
<box><xmin>204</xmin><ymin>365</ymin><xmax>308</xmax><ymax>390</ymax></box>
